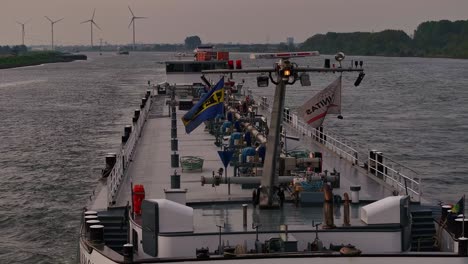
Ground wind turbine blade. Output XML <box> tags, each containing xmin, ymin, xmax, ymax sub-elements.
<box><xmin>92</xmin><ymin>8</ymin><xmax>96</xmax><ymax>20</ymax></box>
<box><xmin>128</xmin><ymin>18</ymin><xmax>134</xmax><ymax>28</ymax></box>
<box><xmin>16</xmin><ymin>21</ymin><xmax>23</xmax><ymax>25</ymax></box>
<box><xmin>55</xmin><ymin>18</ymin><xmax>64</xmax><ymax>24</ymax></box>
<box><xmin>135</xmin><ymin>16</ymin><xmax>147</xmax><ymax>19</ymax></box>
<box><xmin>128</xmin><ymin>6</ymin><xmax>135</xmax><ymax>17</ymax></box>
<box><xmin>92</xmin><ymin>21</ymin><xmax>101</xmax><ymax>30</ymax></box>
<box><xmin>45</xmin><ymin>16</ymin><xmax>53</xmax><ymax>23</ymax></box>
<box><xmin>81</xmin><ymin>20</ymin><xmax>91</xmax><ymax>24</ymax></box>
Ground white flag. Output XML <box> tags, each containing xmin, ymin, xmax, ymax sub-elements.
<box><xmin>297</xmin><ymin>76</ymin><xmax>341</xmax><ymax>128</ymax></box>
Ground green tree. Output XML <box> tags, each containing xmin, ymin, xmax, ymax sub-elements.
<box><xmin>184</xmin><ymin>36</ymin><xmax>202</xmax><ymax>50</ymax></box>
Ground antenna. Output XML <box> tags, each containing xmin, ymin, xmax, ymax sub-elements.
<box><xmin>81</xmin><ymin>9</ymin><xmax>101</xmax><ymax>48</ymax></box>
<box><xmin>16</xmin><ymin>19</ymin><xmax>30</xmax><ymax>46</ymax></box>
<box><xmin>45</xmin><ymin>16</ymin><xmax>64</xmax><ymax>50</ymax></box>
<box><xmin>128</xmin><ymin>6</ymin><xmax>147</xmax><ymax>51</ymax></box>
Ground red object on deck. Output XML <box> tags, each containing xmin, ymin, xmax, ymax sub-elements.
<box><xmin>217</xmin><ymin>51</ymin><xmax>229</xmax><ymax>61</ymax></box>
<box><xmin>133</xmin><ymin>184</ymin><xmax>145</xmax><ymax>215</ymax></box>
<box><xmin>196</xmin><ymin>52</ymin><xmax>212</xmax><ymax>61</ymax></box>
<box><xmin>228</xmin><ymin>60</ymin><xmax>234</xmax><ymax>69</ymax></box>
<box><xmin>235</xmin><ymin>60</ymin><xmax>242</xmax><ymax>69</ymax></box>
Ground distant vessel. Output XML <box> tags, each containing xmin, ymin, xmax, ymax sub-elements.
<box><xmin>117</xmin><ymin>47</ymin><xmax>129</xmax><ymax>55</ymax></box>
<box><xmin>174</xmin><ymin>52</ymin><xmax>194</xmax><ymax>58</ymax></box>
<box><xmin>79</xmin><ymin>50</ymin><xmax>468</xmax><ymax>263</ymax></box>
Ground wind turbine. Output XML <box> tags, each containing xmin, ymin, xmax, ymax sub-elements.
<box><xmin>45</xmin><ymin>16</ymin><xmax>64</xmax><ymax>50</ymax></box>
<box><xmin>16</xmin><ymin>20</ymin><xmax>30</xmax><ymax>46</ymax></box>
<box><xmin>81</xmin><ymin>9</ymin><xmax>101</xmax><ymax>48</ymax></box>
<box><xmin>128</xmin><ymin>6</ymin><xmax>146</xmax><ymax>50</ymax></box>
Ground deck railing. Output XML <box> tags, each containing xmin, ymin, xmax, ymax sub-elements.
<box><xmin>248</xmin><ymin>90</ymin><xmax>422</xmax><ymax>201</ymax></box>
<box><xmin>107</xmin><ymin>92</ymin><xmax>153</xmax><ymax>205</ymax></box>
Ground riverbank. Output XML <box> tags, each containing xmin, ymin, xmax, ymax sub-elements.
<box><xmin>0</xmin><ymin>51</ymin><xmax>87</xmax><ymax>69</ymax></box>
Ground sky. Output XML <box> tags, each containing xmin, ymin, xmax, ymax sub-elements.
<box><xmin>1</xmin><ymin>0</ymin><xmax>467</xmax><ymax>46</ymax></box>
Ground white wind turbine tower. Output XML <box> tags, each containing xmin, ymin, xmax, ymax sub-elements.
<box><xmin>45</xmin><ymin>16</ymin><xmax>64</xmax><ymax>50</ymax></box>
<box><xmin>81</xmin><ymin>9</ymin><xmax>101</xmax><ymax>48</ymax></box>
<box><xmin>16</xmin><ymin>20</ymin><xmax>30</xmax><ymax>46</ymax></box>
<box><xmin>128</xmin><ymin>6</ymin><xmax>146</xmax><ymax>50</ymax></box>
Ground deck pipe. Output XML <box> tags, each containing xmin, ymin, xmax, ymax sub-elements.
<box><xmin>132</xmin><ymin>109</ymin><xmax>140</xmax><ymax>123</ymax></box>
<box><xmin>84</xmin><ymin>210</ymin><xmax>97</xmax><ymax>216</ymax></box>
<box><xmin>84</xmin><ymin>215</ymin><xmax>99</xmax><ymax>226</ymax></box>
<box><xmin>242</xmin><ymin>204</ymin><xmax>248</xmax><ymax>228</ymax></box>
<box><xmin>122</xmin><ymin>125</ymin><xmax>132</xmax><ymax>143</ymax></box>
<box><xmin>350</xmin><ymin>185</ymin><xmax>361</xmax><ymax>204</ymax></box>
<box><xmin>171</xmin><ymin>152</ymin><xmax>179</xmax><ymax>168</ymax></box>
<box><xmin>171</xmin><ymin>127</ymin><xmax>177</xmax><ymax>139</ymax></box>
<box><xmin>89</xmin><ymin>225</ymin><xmax>104</xmax><ymax>244</ymax></box>
<box><xmin>171</xmin><ymin>114</ymin><xmax>177</xmax><ymax>128</ymax></box>
<box><xmin>441</xmin><ymin>205</ymin><xmax>452</xmax><ymax>221</ymax></box>
<box><xmin>171</xmin><ymin>171</ymin><xmax>181</xmax><ymax>189</ymax></box>
<box><xmin>322</xmin><ymin>184</ymin><xmax>336</xmax><ymax>229</ymax></box>
<box><xmin>123</xmin><ymin>243</ymin><xmax>134</xmax><ymax>262</ymax></box>
<box><xmin>201</xmin><ymin>176</ymin><xmax>294</xmax><ymax>186</ymax></box>
<box><xmin>459</xmin><ymin>237</ymin><xmax>468</xmax><ymax>256</ymax></box>
<box><xmin>105</xmin><ymin>153</ymin><xmax>117</xmax><ymax>170</ymax></box>
<box><xmin>226</xmin><ymin>106</ymin><xmax>267</xmax><ymax>144</ymax></box>
<box><xmin>146</xmin><ymin>90</ymin><xmax>151</xmax><ymax>99</ymax></box>
<box><xmin>86</xmin><ymin>220</ymin><xmax>100</xmax><ymax>238</ymax></box>
<box><xmin>141</xmin><ymin>97</ymin><xmax>147</xmax><ymax>109</ymax></box>
<box><xmin>171</xmin><ymin>138</ymin><xmax>178</xmax><ymax>151</ymax></box>
<box><xmin>343</xmin><ymin>193</ymin><xmax>351</xmax><ymax>227</ymax></box>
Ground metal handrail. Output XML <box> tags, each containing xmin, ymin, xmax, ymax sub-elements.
<box><xmin>368</xmin><ymin>157</ymin><xmax>421</xmax><ymax>201</ymax></box>
<box><xmin>106</xmin><ymin>93</ymin><xmax>153</xmax><ymax>205</ymax></box>
<box><xmin>248</xmin><ymin>89</ymin><xmax>422</xmax><ymax>201</ymax></box>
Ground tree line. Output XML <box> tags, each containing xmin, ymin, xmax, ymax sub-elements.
<box><xmin>0</xmin><ymin>45</ymin><xmax>28</xmax><ymax>55</ymax></box>
<box><xmin>300</xmin><ymin>20</ymin><xmax>468</xmax><ymax>58</ymax></box>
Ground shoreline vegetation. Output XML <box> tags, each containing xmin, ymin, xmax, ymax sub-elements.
<box><xmin>0</xmin><ymin>51</ymin><xmax>87</xmax><ymax>70</ymax></box>
<box><xmin>300</xmin><ymin>20</ymin><xmax>468</xmax><ymax>59</ymax></box>
<box><xmin>52</xmin><ymin>19</ymin><xmax>468</xmax><ymax>59</ymax></box>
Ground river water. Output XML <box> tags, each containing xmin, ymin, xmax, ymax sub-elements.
<box><xmin>0</xmin><ymin>52</ymin><xmax>467</xmax><ymax>263</ymax></box>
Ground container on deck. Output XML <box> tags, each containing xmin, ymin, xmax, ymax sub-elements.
<box><xmin>217</xmin><ymin>52</ymin><xmax>229</xmax><ymax>61</ymax></box>
<box><xmin>133</xmin><ymin>184</ymin><xmax>145</xmax><ymax>215</ymax></box>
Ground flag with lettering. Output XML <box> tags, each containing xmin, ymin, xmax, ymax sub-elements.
<box><xmin>297</xmin><ymin>76</ymin><xmax>341</xmax><ymax>128</ymax></box>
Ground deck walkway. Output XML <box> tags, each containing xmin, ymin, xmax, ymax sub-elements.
<box><xmin>114</xmin><ymin>95</ymin><xmax>393</xmax><ymax>208</ymax></box>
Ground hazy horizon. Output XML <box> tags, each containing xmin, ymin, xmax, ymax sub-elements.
<box><xmin>1</xmin><ymin>0</ymin><xmax>467</xmax><ymax>46</ymax></box>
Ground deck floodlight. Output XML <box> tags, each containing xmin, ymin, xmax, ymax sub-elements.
<box><xmin>299</xmin><ymin>73</ymin><xmax>311</xmax><ymax>86</ymax></box>
<box><xmin>335</xmin><ymin>52</ymin><xmax>345</xmax><ymax>62</ymax></box>
<box><xmin>335</xmin><ymin>52</ymin><xmax>345</xmax><ymax>68</ymax></box>
<box><xmin>257</xmin><ymin>75</ymin><xmax>269</xmax><ymax>87</ymax></box>
<box><xmin>354</xmin><ymin>72</ymin><xmax>365</xmax><ymax>87</ymax></box>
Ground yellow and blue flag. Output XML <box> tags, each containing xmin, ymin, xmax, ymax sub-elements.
<box><xmin>182</xmin><ymin>77</ymin><xmax>224</xmax><ymax>134</ymax></box>
<box><xmin>452</xmin><ymin>196</ymin><xmax>465</xmax><ymax>214</ymax></box>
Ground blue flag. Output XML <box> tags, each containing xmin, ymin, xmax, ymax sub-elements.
<box><xmin>182</xmin><ymin>77</ymin><xmax>224</xmax><ymax>134</ymax></box>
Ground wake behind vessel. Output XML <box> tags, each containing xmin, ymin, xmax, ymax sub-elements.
<box><xmin>79</xmin><ymin>49</ymin><xmax>468</xmax><ymax>263</ymax></box>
